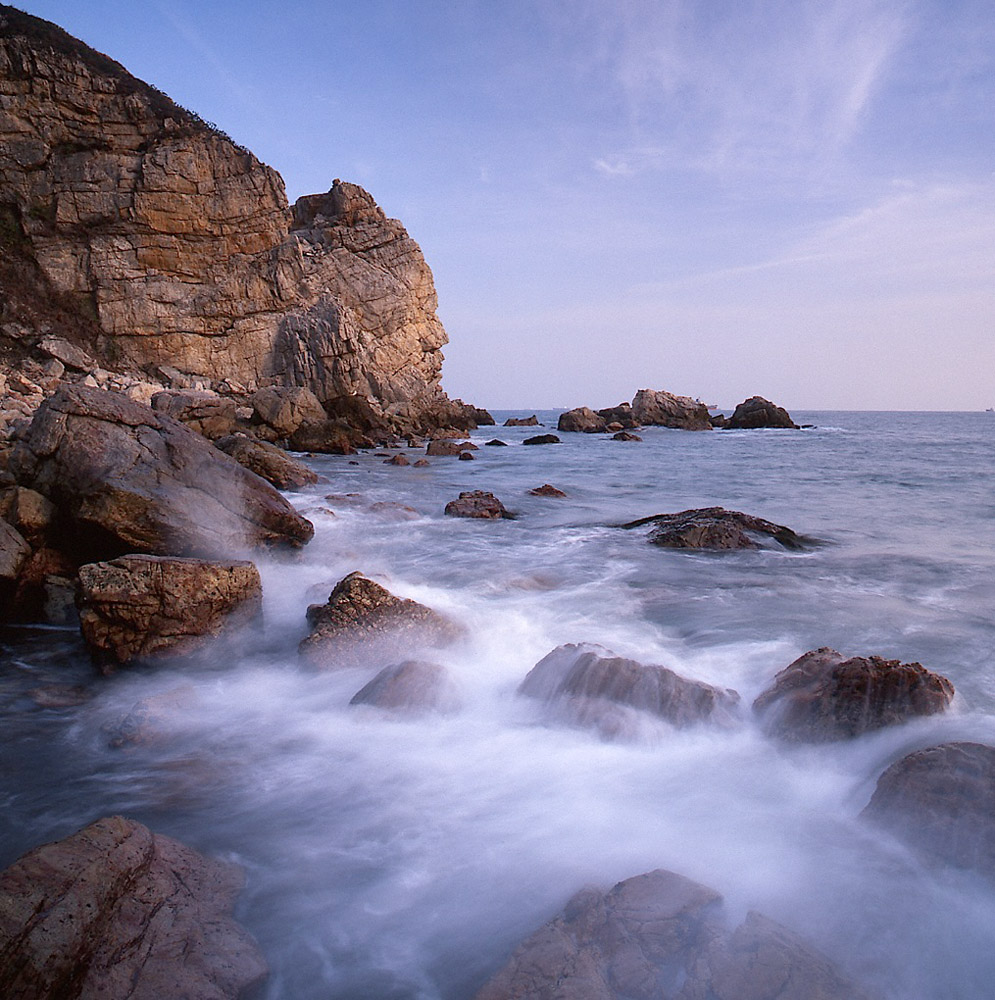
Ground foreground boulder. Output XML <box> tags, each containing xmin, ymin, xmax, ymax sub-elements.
<box><xmin>631</xmin><ymin>388</ymin><xmax>712</xmax><ymax>430</ymax></box>
<box><xmin>620</xmin><ymin>507</ymin><xmax>806</xmax><ymax>550</ymax></box>
<box><xmin>724</xmin><ymin>395</ymin><xmax>798</xmax><ymax>429</ymax></box>
<box><xmin>349</xmin><ymin>660</ymin><xmax>461</xmax><ymax>714</ymax></box>
<box><xmin>557</xmin><ymin>407</ymin><xmax>607</xmax><ymax>433</ymax></box>
<box><xmin>474</xmin><ymin>868</ymin><xmax>871</xmax><ymax>1000</ymax></box>
<box><xmin>753</xmin><ymin>647</ymin><xmax>954</xmax><ymax>742</ymax></box>
<box><xmin>0</xmin><ymin>815</ymin><xmax>266</xmax><ymax>1000</ymax></box>
<box><xmin>445</xmin><ymin>491</ymin><xmax>512</xmax><ymax>519</ymax></box>
<box><xmin>77</xmin><ymin>554</ymin><xmax>262</xmax><ymax>669</ymax></box>
<box><xmin>519</xmin><ymin>643</ymin><xmax>740</xmax><ymax>738</ymax></box>
<box><xmin>861</xmin><ymin>742</ymin><xmax>995</xmax><ymax>877</ymax></box>
<box><xmin>214</xmin><ymin>433</ymin><xmax>319</xmax><ymax>490</ymax></box>
<box><xmin>299</xmin><ymin>571</ymin><xmax>462</xmax><ymax>669</ymax></box>
<box><xmin>10</xmin><ymin>386</ymin><xmax>313</xmax><ymax>559</ymax></box>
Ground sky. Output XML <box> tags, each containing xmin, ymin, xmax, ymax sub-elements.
<box><xmin>13</xmin><ymin>0</ymin><xmax>995</xmax><ymax>410</ymax></box>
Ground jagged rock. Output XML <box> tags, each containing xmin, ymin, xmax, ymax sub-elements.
<box><xmin>250</xmin><ymin>386</ymin><xmax>327</xmax><ymax>438</ymax></box>
<box><xmin>213</xmin><ymin>433</ymin><xmax>318</xmax><ymax>490</ymax></box>
<box><xmin>444</xmin><ymin>491</ymin><xmax>511</xmax><ymax>519</ymax></box>
<box><xmin>464</xmin><ymin>406</ymin><xmax>495</xmax><ymax>426</ymax></box>
<box><xmin>612</xmin><ymin>431</ymin><xmax>642</xmax><ymax>442</ymax></box>
<box><xmin>299</xmin><ymin>571</ymin><xmax>462</xmax><ymax>670</ymax></box>
<box><xmin>597</xmin><ymin>402</ymin><xmax>638</xmax><ymax>429</ymax></box>
<box><xmin>484</xmin><ymin>439</ymin><xmax>508</xmax><ymax>446</ymax></box>
<box><xmin>753</xmin><ymin>647</ymin><xmax>955</xmax><ymax>742</ymax></box>
<box><xmin>861</xmin><ymin>742</ymin><xmax>995</xmax><ymax>876</ymax></box>
<box><xmin>504</xmin><ymin>415</ymin><xmax>539</xmax><ymax>426</ymax></box>
<box><xmin>620</xmin><ymin>507</ymin><xmax>806</xmax><ymax>551</ymax></box>
<box><xmin>11</xmin><ymin>546</ymin><xmax>77</xmax><ymax>623</ymax></box>
<box><xmin>0</xmin><ymin>815</ymin><xmax>267</xmax><ymax>1000</ymax></box>
<box><xmin>77</xmin><ymin>554</ymin><xmax>262</xmax><ymax>669</ymax></box>
<box><xmin>723</xmin><ymin>396</ymin><xmax>798</xmax><ymax>429</ymax></box>
<box><xmin>151</xmin><ymin>389</ymin><xmax>237</xmax><ymax>439</ymax></box>
<box><xmin>36</xmin><ymin>335</ymin><xmax>96</xmax><ymax>371</ymax></box>
<box><xmin>709</xmin><ymin>412</ymin><xmax>729</xmax><ymax>428</ymax></box>
<box><xmin>0</xmin><ymin>519</ymin><xmax>31</xmax><ymax>593</ymax></box>
<box><xmin>523</xmin><ymin>434</ymin><xmax>560</xmax><ymax>445</ymax></box>
<box><xmin>631</xmin><ymin>389</ymin><xmax>712</xmax><ymax>430</ymax></box>
<box><xmin>557</xmin><ymin>407</ymin><xmax>607</xmax><ymax>433</ymax></box>
<box><xmin>529</xmin><ymin>484</ymin><xmax>566</xmax><ymax>497</ymax></box>
<box><xmin>426</xmin><ymin>438</ymin><xmax>477</xmax><ymax>456</ymax></box>
<box><xmin>0</xmin><ymin>485</ymin><xmax>56</xmax><ymax>546</ymax></box>
<box><xmin>287</xmin><ymin>418</ymin><xmax>361</xmax><ymax>454</ymax></box>
<box><xmin>10</xmin><ymin>385</ymin><xmax>313</xmax><ymax>559</ymax></box>
<box><xmin>519</xmin><ymin>643</ymin><xmax>740</xmax><ymax>738</ymax></box>
<box><xmin>474</xmin><ymin>868</ymin><xmax>871</xmax><ymax>1000</ymax></box>
<box><xmin>349</xmin><ymin>660</ymin><xmax>461</xmax><ymax>714</ymax></box>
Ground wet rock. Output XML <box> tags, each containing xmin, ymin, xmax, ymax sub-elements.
<box><xmin>105</xmin><ymin>686</ymin><xmax>198</xmax><ymax>748</ymax></box>
<box><xmin>386</xmin><ymin>453</ymin><xmax>411</xmax><ymax>466</ymax></box>
<box><xmin>444</xmin><ymin>491</ymin><xmax>512</xmax><ymax>519</ymax></box>
<box><xmin>299</xmin><ymin>571</ymin><xmax>462</xmax><ymax>670</ymax></box>
<box><xmin>0</xmin><ymin>486</ymin><xmax>56</xmax><ymax>546</ymax></box>
<box><xmin>861</xmin><ymin>742</ymin><xmax>995</xmax><ymax>877</ymax></box>
<box><xmin>151</xmin><ymin>389</ymin><xmax>238</xmax><ymax>440</ymax></box>
<box><xmin>77</xmin><ymin>554</ymin><xmax>262</xmax><ymax>669</ymax></box>
<box><xmin>529</xmin><ymin>484</ymin><xmax>566</xmax><ymax>497</ymax></box>
<box><xmin>349</xmin><ymin>660</ymin><xmax>461</xmax><ymax>714</ymax></box>
<box><xmin>519</xmin><ymin>643</ymin><xmax>740</xmax><ymax>738</ymax></box>
<box><xmin>27</xmin><ymin>683</ymin><xmax>92</xmax><ymax>708</ymax></box>
<box><xmin>214</xmin><ymin>433</ymin><xmax>319</xmax><ymax>490</ymax></box>
<box><xmin>413</xmin><ymin>458</ymin><xmax>430</xmax><ymax>467</ymax></box>
<box><xmin>723</xmin><ymin>396</ymin><xmax>798</xmax><ymax>429</ymax></box>
<box><xmin>426</xmin><ymin>438</ymin><xmax>477</xmax><ymax>456</ymax></box>
<box><xmin>0</xmin><ymin>519</ymin><xmax>31</xmax><ymax>586</ymax></box>
<box><xmin>631</xmin><ymin>389</ymin><xmax>712</xmax><ymax>431</ymax></box>
<box><xmin>484</xmin><ymin>439</ymin><xmax>508</xmax><ymax>447</ymax></box>
<box><xmin>597</xmin><ymin>402</ymin><xmax>638</xmax><ymax>429</ymax></box>
<box><xmin>504</xmin><ymin>415</ymin><xmax>539</xmax><ymax>426</ymax></box>
<box><xmin>0</xmin><ymin>815</ymin><xmax>267</xmax><ymax>1000</ymax></box>
<box><xmin>10</xmin><ymin>386</ymin><xmax>313</xmax><ymax>559</ymax></box>
<box><xmin>709</xmin><ymin>412</ymin><xmax>729</xmax><ymax>428</ymax></box>
<box><xmin>620</xmin><ymin>507</ymin><xmax>806</xmax><ymax>551</ymax></box>
<box><xmin>368</xmin><ymin>501</ymin><xmax>420</xmax><ymax>520</ymax></box>
<box><xmin>753</xmin><ymin>647</ymin><xmax>955</xmax><ymax>742</ymax></box>
<box><xmin>557</xmin><ymin>407</ymin><xmax>607</xmax><ymax>433</ymax></box>
<box><xmin>523</xmin><ymin>434</ymin><xmax>560</xmax><ymax>445</ymax></box>
<box><xmin>459</xmin><ymin>450</ymin><xmax>475</xmax><ymax>461</ymax></box>
<box><xmin>612</xmin><ymin>431</ymin><xmax>642</xmax><ymax>442</ymax></box>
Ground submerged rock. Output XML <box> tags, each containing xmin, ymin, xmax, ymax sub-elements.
<box><xmin>427</xmin><ymin>439</ymin><xmax>477</xmax><ymax>457</ymax></box>
<box><xmin>753</xmin><ymin>647</ymin><xmax>955</xmax><ymax>742</ymax></box>
<box><xmin>861</xmin><ymin>742</ymin><xmax>995</xmax><ymax>877</ymax></box>
<box><xmin>484</xmin><ymin>439</ymin><xmax>508</xmax><ymax>447</ymax></box>
<box><xmin>631</xmin><ymin>388</ymin><xmax>712</xmax><ymax>430</ymax></box>
<box><xmin>723</xmin><ymin>396</ymin><xmax>798</xmax><ymax>429</ymax></box>
<box><xmin>620</xmin><ymin>507</ymin><xmax>806</xmax><ymax>551</ymax></box>
<box><xmin>214</xmin><ymin>433</ymin><xmax>319</xmax><ymax>490</ymax></box>
<box><xmin>523</xmin><ymin>434</ymin><xmax>560</xmax><ymax>445</ymax></box>
<box><xmin>612</xmin><ymin>430</ymin><xmax>642</xmax><ymax>441</ymax></box>
<box><xmin>0</xmin><ymin>815</ymin><xmax>267</xmax><ymax>1000</ymax></box>
<box><xmin>349</xmin><ymin>660</ymin><xmax>461</xmax><ymax>714</ymax></box>
<box><xmin>299</xmin><ymin>571</ymin><xmax>462</xmax><ymax>670</ymax></box>
<box><xmin>77</xmin><ymin>554</ymin><xmax>262</xmax><ymax>669</ymax></box>
<box><xmin>445</xmin><ymin>491</ymin><xmax>512</xmax><ymax>519</ymax></box>
<box><xmin>519</xmin><ymin>643</ymin><xmax>740</xmax><ymax>738</ymax></box>
<box><xmin>557</xmin><ymin>407</ymin><xmax>607</xmax><ymax>433</ymax></box>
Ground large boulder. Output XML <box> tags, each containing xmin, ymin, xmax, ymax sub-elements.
<box><xmin>523</xmin><ymin>434</ymin><xmax>560</xmax><ymax>445</ymax></box>
<box><xmin>151</xmin><ymin>389</ymin><xmax>238</xmax><ymax>440</ymax></box>
<box><xmin>753</xmin><ymin>647</ymin><xmax>955</xmax><ymax>742</ymax></box>
<box><xmin>630</xmin><ymin>389</ymin><xmax>712</xmax><ymax>430</ymax></box>
<box><xmin>519</xmin><ymin>643</ymin><xmax>740</xmax><ymax>737</ymax></box>
<box><xmin>474</xmin><ymin>868</ymin><xmax>871</xmax><ymax>1000</ymax></box>
<box><xmin>250</xmin><ymin>386</ymin><xmax>328</xmax><ymax>439</ymax></box>
<box><xmin>349</xmin><ymin>660</ymin><xmax>461</xmax><ymax>714</ymax></box>
<box><xmin>9</xmin><ymin>386</ymin><xmax>313</xmax><ymax>559</ymax></box>
<box><xmin>299</xmin><ymin>571</ymin><xmax>462</xmax><ymax>670</ymax></box>
<box><xmin>557</xmin><ymin>407</ymin><xmax>607</xmax><ymax>433</ymax></box>
<box><xmin>620</xmin><ymin>507</ymin><xmax>806</xmax><ymax>550</ymax></box>
<box><xmin>724</xmin><ymin>396</ymin><xmax>798</xmax><ymax>429</ymax></box>
<box><xmin>861</xmin><ymin>742</ymin><xmax>995</xmax><ymax>877</ymax></box>
<box><xmin>444</xmin><ymin>491</ymin><xmax>512</xmax><ymax>519</ymax></box>
<box><xmin>0</xmin><ymin>815</ymin><xmax>266</xmax><ymax>1000</ymax></box>
<box><xmin>77</xmin><ymin>554</ymin><xmax>262</xmax><ymax>669</ymax></box>
<box><xmin>214</xmin><ymin>433</ymin><xmax>318</xmax><ymax>490</ymax></box>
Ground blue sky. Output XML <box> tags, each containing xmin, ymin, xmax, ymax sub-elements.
<box><xmin>16</xmin><ymin>0</ymin><xmax>995</xmax><ymax>409</ymax></box>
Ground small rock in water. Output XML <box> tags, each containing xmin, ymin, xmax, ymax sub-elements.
<box><xmin>413</xmin><ymin>458</ymin><xmax>430</xmax><ymax>467</ymax></box>
<box><xmin>483</xmin><ymin>439</ymin><xmax>508</xmax><ymax>446</ymax></box>
<box><xmin>753</xmin><ymin>647</ymin><xmax>955</xmax><ymax>742</ymax></box>
<box><xmin>503</xmin><ymin>415</ymin><xmax>539</xmax><ymax>426</ymax></box>
<box><xmin>426</xmin><ymin>439</ymin><xmax>477</xmax><ymax>456</ymax></box>
<box><xmin>528</xmin><ymin>484</ymin><xmax>566</xmax><ymax>497</ymax></box>
<box><xmin>611</xmin><ymin>430</ymin><xmax>642</xmax><ymax>441</ymax></box>
<box><xmin>349</xmin><ymin>660</ymin><xmax>461</xmax><ymax>714</ymax></box>
<box><xmin>385</xmin><ymin>453</ymin><xmax>411</xmax><ymax>466</ymax></box>
<box><xmin>444</xmin><ymin>491</ymin><xmax>512</xmax><ymax>519</ymax></box>
<box><xmin>458</xmin><ymin>450</ymin><xmax>475</xmax><ymax>461</ymax></box>
<box><xmin>620</xmin><ymin>506</ymin><xmax>807</xmax><ymax>550</ymax></box>
<box><xmin>523</xmin><ymin>433</ymin><xmax>560</xmax><ymax>445</ymax></box>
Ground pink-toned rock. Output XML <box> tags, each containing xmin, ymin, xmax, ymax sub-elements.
<box><xmin>444</xmin><ymin>491</ymin><xmax>511</xmax><ymax>519</ymax></box>
<box><xmin>349</xmin><ymin>660</ymin><xmax>461</xmax><ymax>714</ymax></box>
<box><xmin>529</xmin><ymin>484</ymin><xmax>566</xmax><ymax>497</ymax></box>
<box><xmin>631</xmin><ymin>389</ymin><xmax>712</xmax><ymax>430</ymax></box>
<box><xmin>214</xmin><ymin>433</ymin><xmax>318</xmax><ymax>490</ymax></box>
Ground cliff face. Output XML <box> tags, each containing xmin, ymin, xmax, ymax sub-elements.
<box><xmin>0</xmin><ymin>6</ymin><xmax>465</xmax><ymax>432</ymax></box>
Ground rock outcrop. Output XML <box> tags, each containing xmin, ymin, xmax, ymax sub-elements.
<box><xmin>723</xmin><ymin>396</ymin><xmax>799</xmax><ymax>429</ymax></box>
<box><xmin>10</xmin><ymin>385</ymin><xmax>313</xmax><ymax>559</ymax></box>
<box><xmin>753</xmin><ymin>647</ymin><xmax>955</xmax><ymax>742</ymax></box>
<box><xmin>0</xmin><ymin>815</ymin><xmax>266</xmax><ymax>1000</ymax></box>
<box><xmin>0</xmin><ymin>7</ymin><xmax>480</xmax><ymax>440</ymax></box>
<box><xmin>444</xmin><ymin>491</ymin><xmax>512</xmax><ymax>519</ymax></box>
<box><xmin>523</xmin><ymin>433</ymin><xmax>560</xmax><ymax>445</ymax></box>
<box><xmin>557</xmin><ymin>407</ymin><xmax>606</xmax><ymax>433</ymax></box>
<box><xmin>861</xmin><ymin>742</ymin><xmax>995</xmax><ymax>877</ymax></box>
<box><xmin>631</xmin><ymin>389</ymin><xmax>712</xmax><ymax>430</ymax></box>
<box><xmin>620</xmin><ymin>507</ymin><xmax>807</xmax><ymax>551</ymax></box>
<box><xmin>76</xmin><ymin>554</ymin><xmax>262</xmax><ymax>668</ymax></box>
<box><xmin>474</xmin><ymin>868</ymin><xmax>872</xmax><ymax>1000</ymax></box>
<box><xmin>504</xmin><ymin>415</ymin><xmax>539</xmax><ymax>427</ymax></box>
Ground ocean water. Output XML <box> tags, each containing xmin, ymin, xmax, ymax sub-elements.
<box><xmin>1</xmin><ymin>409</ymin><xmax>994</xmax><ymax>999</ymax></box>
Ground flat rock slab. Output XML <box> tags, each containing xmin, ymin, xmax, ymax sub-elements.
<box><xmin>861</xmin><ymin>742</ymin><xmax>995</xmax><ymax>877</ymax></box>
<box><xmin>474</xmin><ymin>868</ymin><xmax>872</xmax><ymax>1000</ymax></box>
<box><xmin>349</xmin><ymin>660</ymin><xmax>461</xmax><ymax>714</ymax></box>
<box><xmin>753</xmin><ymin>647</ymin><xmax>954</xmax><ymax>742</ymax></box>
<box><xmin>77</xmin><ymin>554</ymin><xmax>262</xmax><ymax>669</ymax></box>
<box><xmin>620</xmin><ymin>507</ymin><xmax>806</xmax><ymax>550</ymax></box>
<box><xmin>0</xmin><ymin>815</ymin><xmax>266</xmax><ymax>1000</ymax></box>
<box><xmin>445</xmin><ymin>491</ymin><xmax>512</xmax><ymax>519</ymax></box>
<box><xmin>299</xmin><ymin>571</ymin><xmax>462</xmax><ymax>670</ymax></box>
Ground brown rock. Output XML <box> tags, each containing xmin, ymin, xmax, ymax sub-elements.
<box><xmin>611</xmin><ymin>431</ymin><xmax>642</xmax><ymax>442</ymax></box>
<box><xmin>0</xmin><ymin>518</ymin><xmax>31</xmax><ymax>585</ymax></box>
<box><xmin>10</xmin><ymin>385</ymin><xmax>313</xmax><ymax>559</ymax></box>
<box><xmin>299</xmin><ymin>571</ymin><xmax>462</xmax><ymax>670</ymax></box>
<box><xmin>504</xmin><ymin>415</ymin><xmax>539</xmax><ymax>426</ymax></box>
<box><xmin>557</xmin><ymin>407</ymin><xmax>607</xmax><ymax>433</ymax></box>
<box><xmin>151</xmin><ymin>389</ymin><xmax>238</xmax><ymax>439</ymax></box>
<box><xmin>529</xmin><ymin>484</ymin><xmax>566</xmax><ymax>497</ymax></box>
<box><xmin>0</xmin><ymin>815</ymin><xmax>267</xmax><ymax>1000</ymax></box>
<box><xmin>385</xmin><ymin>452</ymin><xmax>411</xmax><ymax>466</ymax></box>
<box><xmin>0</xmin><ymin>486</ymin><xmax>56</xmax><ymax>545</ymax></box>
<box><xmin>214</xmin><ymin>433</ymin><xmax>318</xmax><ymax>490</ymax></box>
<box><xmin>620</xmin><ymin>507</ymin><xmax>806</xmax><ymax>551</ymax></box>
<box><xmin>752</xmin><ymin>647</ymin><xmax>955</xmax><ymax>742</ymax></box>
<box><xmin>77</xmin><ymin>554</ymin><xmax>262</xmax><ymax>668</ymax></box>
<box><xmin>413</xmin><ymin>458</ymin><xmax>430</xmax><ymax>467</ymax></box>
<box><xmin>519</xmin><ymin>643</ymin><xmax>740</xmax><ymax>738</ymax></box>
<box><xmin>861</xmin><ymin>742</ymin><xmax>995</xmax><ymax>876</ymax></box>
<box><xmin>426</xmin><ymin>438</ymin><xmax>477</xmax><ymax>456</ymax></box>
<box><xmin>597</xmin><ymin>402</ymin><xmax>638</xmax><ymax>428</ymax></box>
<box><xmin>11</xmin><ymin>546</ymin><xmax>77</xmax><ymax>623</ymax></box>
<box><xmin>349</xmin><ymin>660</ymin><xmax>461</xmax><ymax>714</ymax></box>
<box><xmin>523</xmin><ymin>434</ymin><xmax>560</xmax><ymax>445</ymax></box>
<box><xmin>723</xmin><ymin>396</ymin><xmax>798</xmax><ymax>430</ymax></box>
<box><xmin>444</xmin><ymin>491</ymin><xmax>511</xmax><ymax>519</ymax></box>
<box><xmin>459</xmin><ymin>450</ymin><xmax>475</xmax><ymax>461</ymax></box>
<box><xmin>250</xmin><ymin>386</ymin><xmax>328</xmax><ymax>438</ymax></box>
<box><xmin>484</xmin><ymin>439</ymin><xmax>508</xmax><ymax>446</ymax></box>
<box><xmin>630</xmin><ymin>389</ymin><xmax>712</xmax><ymax>430</ymax></box>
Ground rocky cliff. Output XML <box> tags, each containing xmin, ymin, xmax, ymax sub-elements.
<box><xmin>0</xmin><ymin>6</ymin><xmax>476</xmax><ymax>438</ymax></box>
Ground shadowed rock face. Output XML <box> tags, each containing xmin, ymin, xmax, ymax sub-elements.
<box><xmin>862</xmin><ymin>742</ymin><xmax>995</xmax><ymax>877</ymax></box>
<box><xmin>299</xmin><ymin>571</ymin><xmax>462</xmax><ymax>670</ymax></box>
<box><xmin>10</xmin><ymin>385</ymin><xmax>314</xmax><ymax>559</ymax></box>
<box><xmin>724</xmin><ymin>396</ymin><xmax>798</xmax><ymax>429</ymax></box>
<box><xmin>0</xmin><ymin>815</ymin><xmax>266</xmax><ymax>1000</ymax></box>
<box><xmin>519</xmin><ymin>643</ymin><xmax>740</xmax><ymax>738</ymax></box>
<box><xmin>753</xmin><ymin>647</ymin><xmax>954</xmax><ymax>742</ymax></box>
<box><xmin>349</xmin><ymin>660</ymin><xmax>461</xmax><ymax>714</ymax></box>
<box><xmin>473</xmin><ymin>868</ymin><xmax>873</xmax><ymax>1000</ymax></box>
<box><xmin>620</xmin><ymin>507</ymin><xmax>806</xmax><ymax>551</ymax></box>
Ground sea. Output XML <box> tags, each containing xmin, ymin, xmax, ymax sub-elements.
<box><xmin>1</xmin><ymin>409</ymin><xmax>994</xmax><ymax>999</ymax></box>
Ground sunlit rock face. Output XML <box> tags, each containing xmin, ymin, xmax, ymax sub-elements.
<box><xmin>0</xmin><ymin>7</ymin><xmax>463</xmax><ymax>430</ymax></box>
